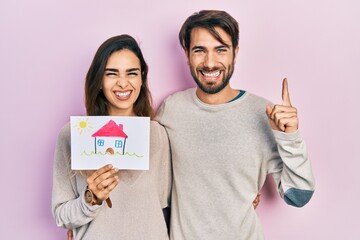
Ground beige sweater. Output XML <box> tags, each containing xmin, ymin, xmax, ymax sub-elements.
<box><xmin>52</xmin><ymin>121</ymin><xmax>171</xmax><ymax>240</ymax></box>
<box><xmin>156</xmin><ymin>88</ymin><xmax>315</xmax><ymax>240</ymax></box>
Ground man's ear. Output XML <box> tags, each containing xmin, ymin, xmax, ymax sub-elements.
<box><xmin>185</xmin><ymin>50</ymin><xmax>190</xmax><ymax>65</ymax></box>
<box><xmin>233</xmin><ymin>46</ymin><xmax>239</xmax><ymax>64</ymax></box>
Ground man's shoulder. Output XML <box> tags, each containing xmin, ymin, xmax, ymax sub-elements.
<box><xmin>234</xmin><ymin>91</ymin><xmax>274</xmax><ymax>116</ymax></box>
<box><xmin>150</xmin><ymin>120</ymin><xmax>165</xmax><ymax>133</ymax></box>
<box><xmin>243</xmin><ymin>91</ymin><xmax>272</xmax><ymax>106</ymax></box>
<box><xmin>162</xmin><ymin>87</ymin><xmax>195</xmax><ymax>105</ymax></box>
<box><xmin>149</xmin><ymin>120</ymin><xmax>167</xmax><ymax>143</ymax></box>
<box><xmin>155</xmin><ymin>88</ymin><xmax>195</xmax><ymax>122</ymax></box>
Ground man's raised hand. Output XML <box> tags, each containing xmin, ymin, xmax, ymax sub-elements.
<box><xmin>266</xmin><ymin>78</ymin><xmax>298</xmax><ymax>133</ymax></box>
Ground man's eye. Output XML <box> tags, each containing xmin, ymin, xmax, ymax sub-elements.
<box><xmin>194</xmin><ymin>49</ymin><xmax>204</xmax><ymax>53</ymax></box>
<box><xmin>217</xmin><ymin>48</ymin><xmax>227</xmax><ymax>53</ymax></box>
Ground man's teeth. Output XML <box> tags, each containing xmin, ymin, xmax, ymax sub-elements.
<box><xmin>115</xmin><ymin>91</ymin><xmax>131</xmax><ymax>97</ymax></box>
<box><xmin>203</xmin><ymin>71</ymin><xmax>220</xmax><ymax>77</ymax></box>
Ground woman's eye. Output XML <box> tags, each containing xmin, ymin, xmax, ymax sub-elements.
<box><xmin>128</xmin><ymin>72</ymin><xmax>138</xmax><ymax>77</ymax></box>
<box><xmin>105</xmin><ymin>72</ymin><xmax>117</xmax><ymax>77</ymax></box>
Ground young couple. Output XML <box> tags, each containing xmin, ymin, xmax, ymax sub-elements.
<box><xmin>52</xmin><ymin>10</ymin><xmax>315</xmax><ymax>240</ymax></box>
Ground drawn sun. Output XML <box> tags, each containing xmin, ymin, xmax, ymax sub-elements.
<box><xmin>74</xmin><ymin>117</ymin><xmax>93</xmax><ymax>135</ymax></box>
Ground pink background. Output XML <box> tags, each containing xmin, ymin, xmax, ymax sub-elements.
<box><xmin>1</xmin><ymin>0</ymin><xmax>359</xmax><ymax>239</ymax></box>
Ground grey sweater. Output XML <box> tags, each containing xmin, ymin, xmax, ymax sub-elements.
<box><xmin>52</xmin><ymin>121</ymin><xmax>171</xmax><ymax>240</ymax></box>
<box><xmin>155</xmin><ymin>88</ymin><xmax>315</xmax><ymax>240</ymax></box>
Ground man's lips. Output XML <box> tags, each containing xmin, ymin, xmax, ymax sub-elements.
<box><xmin>199</xmin><ymin>70</ymin><xmax>222</xmax><ymax>81</ymax></box>
<box><xmin>200</xmin><ymin>70</ymin><xmax>221</xmax><ymax>77</ymax></box>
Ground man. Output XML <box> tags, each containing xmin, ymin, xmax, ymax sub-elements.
<box><xmin>156</xmin><ymin>10</ymin><xmax>315</xmax><ymax>240</ymax></box>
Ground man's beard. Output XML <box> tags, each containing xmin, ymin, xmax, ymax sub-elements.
<box><xmin>190</xmin><ymin>64</ymin><xmax>235</xmax><ymax>94</ymax></box>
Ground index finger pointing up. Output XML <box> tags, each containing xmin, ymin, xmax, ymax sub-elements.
<box><xmin>282</xmin><ymin>78</ymin><xmax>292</xmax><ymax>106</ymax></box>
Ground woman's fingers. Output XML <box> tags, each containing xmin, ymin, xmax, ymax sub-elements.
<box><xmin>92</xmin><ymin>168</ymin><xmax>119</xmax><ymax>190</ymax></box>
<box><xmin>67</xmin><ymin>229</ymin><xmax>73</xmax><ymax>240</ymax></box>
<box><xmin>95</xmin><ymin>176</ymin><xmax>120</xmax><ymax>200</ymax></box>
<box><xmin>253</xmin><ymin>193</ymin><xmax>261</xmax><ymax>209</ymax></box>
<box><xmin>87</xmin><ymin>164</ymin><xmax>113</xmax><ymax>184</ymax></box>
<box><xmin>86</xmin><ymin>164</ymin><xmax>119</xmax><ymax>200</ymax></box>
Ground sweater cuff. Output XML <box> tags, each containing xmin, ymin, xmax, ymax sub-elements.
<box><xmin>272</xmin><ymin>130</ymin><xmax>301</xmax><ymax>141</ymax></box>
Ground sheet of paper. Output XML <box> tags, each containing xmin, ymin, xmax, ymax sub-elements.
<box><xmin>70</xmin><ymin>116</ymin><xmax>150</xmax><ymax>170</ymax></box>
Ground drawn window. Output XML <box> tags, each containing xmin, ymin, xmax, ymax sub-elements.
<box><xmin>115</xmin><ymin>140</ymin><xmax>122</xmax><ymax>148</ymax></box>
<box><xmin>97</xmin><ymin>139</ymin><xmax>105</xmax><ymax>146</ymax></box>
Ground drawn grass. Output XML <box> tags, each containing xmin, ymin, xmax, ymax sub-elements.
<box><xmin>80</xmin><ymin>150</ymin><xmax>143</xmax><ymax>158</ymax></box>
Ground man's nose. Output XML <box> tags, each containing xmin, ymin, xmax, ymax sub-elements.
<box><xmin>203</xmin><ymin>52</ymin><xmax>216</xmax><ymax>69</ymax></box>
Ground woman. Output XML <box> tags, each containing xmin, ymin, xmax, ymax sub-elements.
<box><xmin>52</xmin><ymin>34</ymin><xmax>171</xmax><ymax>240</ymax></box>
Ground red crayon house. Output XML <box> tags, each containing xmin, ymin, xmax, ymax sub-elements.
<box><xmin>91</xmin><ymin>120</ymin><xmax>128</xmax><ymax>155</ymax></box>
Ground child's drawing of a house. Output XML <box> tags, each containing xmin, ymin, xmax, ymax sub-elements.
<box><xmin>91</xmin><ymin>120</ymin><xmax>128</xmax><ymax>155</ymax></box>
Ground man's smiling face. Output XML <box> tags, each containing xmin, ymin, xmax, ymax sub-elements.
<box><xmin>186</xmin><ymin>27</ymin><xmax>238</xmax><ymax>94</ymax></box>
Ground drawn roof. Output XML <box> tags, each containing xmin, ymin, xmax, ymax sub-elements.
<box><xmin>91</xmin><ymin>120</ymin><xmax>128</xmax><ymax>138</ymax></box>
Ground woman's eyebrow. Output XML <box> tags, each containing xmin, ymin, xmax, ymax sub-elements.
<box><xmin>105</xmin><ymin>68</ymin><xmax>140</xmax><ymax>73</ymax></box>
<box><xmin>105</xmin><ymin>68</ymin><xmax>119</xmax><ymax>72</ymax></box>
<box><xmin>126</xmin><ymin>68</ymin><xmax>140</xmax><ymax>73</ymax></box>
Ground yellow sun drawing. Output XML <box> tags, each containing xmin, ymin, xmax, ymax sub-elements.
<box><xmin>73</xmin><ymin>117</ymin><xmax>93</xmax><ymax>135</ymax></box>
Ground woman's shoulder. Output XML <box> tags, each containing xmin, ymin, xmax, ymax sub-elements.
<box><xmin>57</xmin><ymin>122</ymin><xmax>71</xmax><ymax>142</ymax></box>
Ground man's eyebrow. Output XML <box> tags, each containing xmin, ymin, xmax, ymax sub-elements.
<box><xmin>191</xmin><ymin>46</ymin><xmax>205</xmax><ymax>51</ymax></box>
<box><xmin>215</xmin><ymin>44</ymin><xmax>230</xmax><ymax>49</ymax></box>
<box><xmin>191</xmin><ymin>44</ymin><xmax>231</xmax><ymax>51</ymax></box>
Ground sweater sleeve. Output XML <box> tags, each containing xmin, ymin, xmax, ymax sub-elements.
<box><xmin>51</xmin><ymin>123</ymin><xmax>103</xmax><ymax>229</ymax></box>
<box><xmin>151</xmin><ymin>121</ymin><xmax>172</xmax><ymax>209</ymax></box>
<box><xmin>268</xmin><ymin>130</ymin><xmax>315</xmax><ymax>207</ymax></box>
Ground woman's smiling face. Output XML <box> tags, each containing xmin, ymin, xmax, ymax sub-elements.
<box><xmin>101</xmin><ymin>49</ymin><xmax>142</xmax><ymax>116</ymax></box>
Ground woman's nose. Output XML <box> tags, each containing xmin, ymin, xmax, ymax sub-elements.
<box><xmin>116</xmin><ymin>77</ymin><xmax>128</xmax><ymax>88</ymax></box>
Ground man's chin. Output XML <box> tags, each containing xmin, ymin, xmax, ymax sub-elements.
<box><xmin>192</xmin><ymin>74</ymin><xmax>230</xmax><ymax>94</ymax></box>
<box><xmin>197</xmin><ymin>84</ymin><xmax>223</xmax><ymax>94</ymax></box>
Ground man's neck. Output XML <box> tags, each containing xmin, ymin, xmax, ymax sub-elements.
<box><xmin>196</xmin><ymin>85</ymin><xmax>239</xmax><ymax>105</ymax></box>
